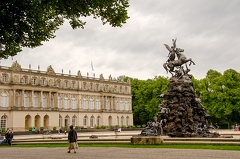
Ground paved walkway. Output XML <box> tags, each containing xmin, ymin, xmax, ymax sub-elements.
<box><xmin>0</xmin><ymin>147</ymin><xmax>240</xmax><ymax>159</ymax></box>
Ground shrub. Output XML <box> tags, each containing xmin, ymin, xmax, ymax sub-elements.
<box><xmin>53</xmin><ymin>127</ymin><xmax>57</xmax><ymax>131</ymax></box>
<box><xmin>40</xmin><ymin>127</ymin><xmax>44</xmax><ymax>131</ymax></box>
<box><xmin>101</xmin><ymin>125</ymin><xmax>107</xmax><ymax>129</ymax></box>
<box><xmin>75</xmin><ymin>126</ymin><xmax>80</xmax><ymax>130</ymax></box>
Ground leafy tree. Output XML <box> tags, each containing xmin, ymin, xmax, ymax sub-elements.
<box><xmin>195</xmin><ymin>69</ymin><xmax>240</xmax><ymax>128</ymax></box>
<box><xmin>131</xmin><ymin>76</ymin><xmax>169</xmax><ymax>126</ymax></box>
<box><xmin>0</xmin><ymin>0</ymin><xmax>129</xmax><ymax>58</ymax></box>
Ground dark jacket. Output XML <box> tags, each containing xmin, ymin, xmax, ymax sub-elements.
<box><xmin>68</xmin><ymin>129</ymin><xmax>77</xmax><ymax>143</ymax></box>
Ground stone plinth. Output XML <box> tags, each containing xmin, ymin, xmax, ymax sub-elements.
<box><xmin>131</xmin><ymin>136</ymin><xmax>163</xmax><ymax>144</ymax></box>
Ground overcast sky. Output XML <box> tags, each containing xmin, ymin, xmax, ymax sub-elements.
<box><xmin>1</xmin><ymin>0</ymin><xmax>240</xmax><ymax>80</ymax></box>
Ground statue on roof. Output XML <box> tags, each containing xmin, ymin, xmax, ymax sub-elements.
<box><xmin>46</xmin><ymin>65</ymin><xmax>55</xmax><ymax>75</ymax></box>
<box><xmin>10</xmin><ymin>61</ymin><xmax>22</xmax><ymax>71</ymax></box>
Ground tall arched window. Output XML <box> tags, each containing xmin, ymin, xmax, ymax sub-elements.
<box><xmin>90</xmin><ymin>116</ymin><xmax>94</xmax><ymax>128</ymax></box>
<box><xmin>119</xmin><ymin>101</ymin><xmax>123</xmax><ymax>110</ymax></box>
<box><xmin>89</xmin><ymin>98</ymin><xmax>94</xmax><ymax>109</ymax></box>
<box><xmin>97</xmin><ymin>116</ymin><xmax>100</xmax><ymax>127</ymax></box>
<box><xmin>121</xmin><ymin>116</ymin><xmax>124</xmax><ymax>127</ymax></box>
<box><xmin>106</xmin><ymin>98</ymin><xmax>110</xmax><ymax>110</ymax></box>
<box><xmin>59</xmin><ymin>115</ymin><xmax>62</xmax><ymax>127</ymax></box>
<box><xmin>83</xmin><ymin>98</ymin><xmax>87</xmax><ymax>109</ymax></box>
<box><xmin>33</xmin><ymin>94</ymin><xmax>38</xmax><ymax>107</ymax></box>
<box><xmin>83</xmin><ymin>116</ymin><xmax>88</xmax><ymax>128</ymax></box>
<box><xmin>24</xmin><ymin>93</ymin><xmax>28</xmax><ymax>107</ymax></box>
<box><xmin>125</xmin><ymin>101</ymin><xmax>129</xmax><ymax>111</ymax></box>
<box><xmin>126</xmin><ymin>116</ymin><xmax>129</xmax><ymax>127</ymax></box>
<box><xmin>72</xmin><ymin>116</ymin><xmax>77</xmax><ymax>126</ymax></box>
<box><xmin>96</xmin><ymin>99</ymin><xmax>100</xmax><ymax>110</ymax></box>
<box><xmin>64</xmin><ymin>97</ymin><xmax>69</xmax><ymax>109</ymax></box>
<box><xmin>72</xmin><ymin>97</ymin><xmax>76</xmax><ymax>109</ymax></box>
<box><xmin>57</xmin><ymin>96</ymin><xmax>61</xmax><ymax>108</ymax></box>
<box><xmin>42</xmin><ymin>94</ymin><xmax>46</xmax><ymax>107</ymax></box>
<box><xmin>0</xmin><ymin>115</ymin><xmax>7</xmax><ymax>129</ymax></box>
<box><xmin>1</xmin><ymin>92</ymin><xmax>8</xmax><ymax>107</ymax></box>
<box><xmin>65</xmin><ymin>116</ymin><xmax>70</xmax><ymax>127</ymax></box>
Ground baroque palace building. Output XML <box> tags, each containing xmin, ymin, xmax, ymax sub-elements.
<box><xmin>0</xmin><ymin>61</ymin><xmax>133</xmax><ymax>131</ymax></box>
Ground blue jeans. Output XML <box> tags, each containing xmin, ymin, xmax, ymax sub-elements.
<box><xmin>0</xmin><ymin>139</ymin><xmax>11</xmax><ymax>145</ymax></box>
<box><xmin>0</xmin><ymin>139</ymin><xmax>7</xmax><ymax>145</ymax></box>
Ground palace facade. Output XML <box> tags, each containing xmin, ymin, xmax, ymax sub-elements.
<box><xmin>0</xmin><ymin>61</ymin><xmax>133</xmax><ymax>131</ymax></box>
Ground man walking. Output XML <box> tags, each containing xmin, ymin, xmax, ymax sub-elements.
<box><xmin>67</xmin><ymin>125</ymin><xmax>78</xmax><ymax>153</ymax></box>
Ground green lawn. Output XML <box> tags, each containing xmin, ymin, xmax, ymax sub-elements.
<box><xmin>6</xmin><ymin>143</ymin><xmax>240</xmax><ymax>151</ymax></box>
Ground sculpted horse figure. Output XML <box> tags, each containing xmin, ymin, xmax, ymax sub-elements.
<box><xmin>163</xmin><ymin>43</ymin><xmax>195</xmax><ymax>75</ymax></box>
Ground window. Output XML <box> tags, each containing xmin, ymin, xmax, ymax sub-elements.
<box><xmin>64</xmin><ymin>97</ymin><xmax>68</xmax><ymax>109</ymax></box>
<box><xmin>89</xmin><ymin>98</ymin><xmax>94</xmax><ymax>109</ymax></box>
<box><xmin>96</xmin><ymin>84</ymin><xmax>99</xmax><ymax>91</ymax></box>
<box><xmin>1</xmin><ymin>115</ymin><xmax>7</xmax><ymax>129</ymax></box>
<box><xmin>57</xmin><ymin>80</ymin><xmax>61</xmax><ymax>87</ymax></box>
<box><xmin>2</xmin><ymin>74</ymin><xmax>7</xmax><ymax>83</ymax></box>
<box><xmin>72</xmin><ymin>98</ymin><xmax>76</xmax><ymax>109</ymax></box>
<box><xmin>106</xmin><ymin>99</ymin><xmax>110</xmax><ymax>110</ymax></box>
<box><xmin>42</xmin><ymin>94</ymin><xmax>46</xmax><ymax>107</ymax></box>
<box><xmin>65</xmin><ymin>81</ymin><xmax>68</xmax><ymax>88</ymax></box>
<box><xmin>83</xmin><ymin>98</ymin><xmax>87</xmax><ymax>109</ymax></box>
<box><xmin>24</xmin><ymin>93</ymin><xmax>28</xmax><ymax>107</ymax></box>
<box><xmin>83</xmin><ymin>116</ymin><xmax>87</xmax><ymax>127</ymax></box>
<box><xmin>72</xmin><ymin>116</ymin><xmax>77</xmax><ymax>126</ymax></box>
<box><xmin>59</xmin><ymin>116</ymin><xmax>62</xmax><ymax>127</ymax></box>
<box><xmin>126</xmin><ymin>116</ymin><xmax>129</xmax><ymax>127</ymax></box>
<box><xmin>119</xmin><ymin>101</ymin><xmax>123</xmax><ymax>110</ymax></box>
<box><xmin>90</xmin><ymin>116</ymin><xmax>94</xmax><ymax>128</ymax></box>
<box><xmin>83</xmin><ymin>82</ymin><xmax>86</xmax><ymax>90</ymax></box>
<box><xmin>23</xmin><ymin>76</ymin><xmax>28</xmax><ymax>84</ymax></box>
<box><xmin>97</xmin><ymin>116</ymin><xmax>100</xmax><ymax>127</ymax></box>
<box><xmin>33</xmin><ymin>94</ymin><xmax>38</xmax><ymax>107</ymax></box>
<box><xmin>1</xmin><ymin>92</ymin><xmax>8</xmax><ymax>107</ymax></box>
<box><xmin>121</xmin><ymin>117</ymin><xmax>124</xmax><ymax>126</ymax></box>
<box><xmin>120</xmin><ymin>86</ymin><xmax>122</xmax><ymax>93</ymax></box>
<box><xmin>96</xmin><ymin>99</ymin><xmax>100</xmax><ymax>110</ymax></box>
<box><xmin>90</xmin><ymin>83</ymin><xmax>93</xmax><ymax>90</ymax></box>
<box><xmin>57</xmin><ymin>97</ymin><xmax>61</xmax><ymax>108</ymax></box>
<box><xmin>33</xmin><ymin>78</ymin><xmax>37</xmax><ymax>85</ymax></box>
<box><xmin>72</xmin><ymin>82</ymin><xmax>75</xmax><ymax>89</ymax></box>
<box><xmin>65</xmin><ymin>116</ymin><xmax>69</xmax><ymax>127</ymax></box>
<box><xmin>42</xmin><ymin>78</ymin><xmax>45</xmax><ymax>85</ymax></box>
<box><xmin>125</xmin><ymin>101</ymin><xmax>129</xmax><ymax>111</ymax></box>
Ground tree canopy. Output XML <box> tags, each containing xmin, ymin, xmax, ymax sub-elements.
<box><xmin>0</xmin><ymin>0</ymin><xmax>129</xmax><ymax>58</ymax></box>
<box><xmin>131</xmin><ymin>76</ymin><xmax>169</xmax><ymax>126</ymax></box>
<box><xmin>193</xmin><ymin>69</ymin><xmax>240</xmax><ymax>128</ymax></box>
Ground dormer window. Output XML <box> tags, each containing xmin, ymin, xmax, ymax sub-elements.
<box><xmin>23</xmin><ymin>76</ymin><xmax>28</xmax><ymax>84</ymax></box>
<box><xmin>83</xmin><ymin>82</ymin><xmax>86</xmax><ymax>90</ymax></box>
<box><xmin>2</xmin><ymin>74</ymin><xmax>7</xmax><ymax>83</ymax></box>
<box><xmin>41</xmin><ymin>78</ymin><xmax>45</xmax><ymax>85</ymax></box>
